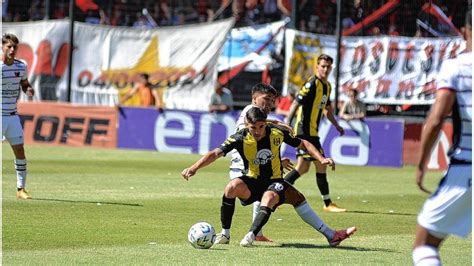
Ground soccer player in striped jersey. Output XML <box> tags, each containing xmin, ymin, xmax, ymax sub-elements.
<box><xmin>182</xmin><ymin>107</ymin><xmax>356</xmax><ymax>247</ymax></box>
<box><xmin>2</xmin><ymin>33</ymin><xmax>35</xmax><ymax>199</ymax></box>
<box><xmin>412</xmin><ymin>11</ymin><xmax>472</xmax><ymax>266</ymax></box>
<box><xmin>284</xmin><ymin>54</ymin><xmax>346</xmax><ymax>212</ymax></box>
<box><xmin>226</xmin><ymin>83</ymin><xmax>286</xmax><ymax>243</ymax></box>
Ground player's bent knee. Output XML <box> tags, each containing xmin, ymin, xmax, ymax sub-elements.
<box><xmin>224</xmin><ymin>179</ymin><xmax>247</xmax><ymax>197</ymax></box>
<box><xmin>261</xmin><ymin>191</ymin><xmax>279</xmax><ymax>207</ymax></box>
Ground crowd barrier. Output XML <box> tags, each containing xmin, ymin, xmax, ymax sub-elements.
<box><xmin>18</xmin><ymin>102</ymin><xmax>452</xmax><ymax>169</ymax></box>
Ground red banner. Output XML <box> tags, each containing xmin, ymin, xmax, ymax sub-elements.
<box><xmin>403</xmin><ymin>122</ymin><xmax>453</xmax><ymax>170</ymax></box>
<box><xmin>18</xmin><ymin>102</ymin><xmax>117</xmax><ymax>148</ymax></box>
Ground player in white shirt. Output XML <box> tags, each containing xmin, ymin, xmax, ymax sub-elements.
<box><xmin>2</xmin><ymin>33</ymin><xmax>35</xmax><ymax>199</ymax></box>
<box><xmin>412</xmin><ymin>11</ymin><xmax>472</xmax><ymax>266</ymax></box>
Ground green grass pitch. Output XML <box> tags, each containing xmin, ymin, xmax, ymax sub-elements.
<box><xmin>2</xmin><ymin>144</ymin><xmax>471</xmax><ymax>265</ymax></box>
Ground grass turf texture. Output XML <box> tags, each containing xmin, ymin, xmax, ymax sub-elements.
<box><xmin>2</xmin><ymin>144</ymin><xmax>471</xmax><ymax>265</ymax></box>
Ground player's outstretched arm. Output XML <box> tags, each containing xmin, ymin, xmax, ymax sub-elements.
<box><xmin>284</xmin><ymin>100</ymin><xmax>300</xmax><ymax>125</ymax></box>
<box><xmin>181</xmin><ymin>148</ymin><xmax>224</xmax><ymax>180</ymax></box>
<box><xmin>299</xmin><ymin>139</ymin><xmax>335</xmax><ymax>170</ymax></box>
<box><xmin>416</xmin><ymin>89</ymin><xmax>455</xmax><ymax>193</ymax></box>
<box><xmin>325</xmin><ymin>105</ymin><xmax>344</xmax><ymax>136</ymax></box>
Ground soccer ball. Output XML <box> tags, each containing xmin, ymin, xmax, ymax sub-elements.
<box><xmin>188</xmin><ymin>222</ymin><xmax>216</xmax><ymax>249</ymax></box>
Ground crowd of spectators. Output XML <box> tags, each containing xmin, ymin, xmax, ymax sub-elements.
<box><xmin>3</xmin><ymin>0</ymin><xmax>469</xmax><ymax>37</ymax></box>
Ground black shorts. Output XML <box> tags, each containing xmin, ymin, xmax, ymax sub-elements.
<box><xmin>237</xmin><ymin>176</ymin><xmax>305</xmax><ymax>208</ymax></box>
<box><xmin>237</xmin><ymin>175</ymin><xmax>267</xmax><ymax>206</ymax></box>
<box><xmin>296</xmin><ymin>135</ymin><xmax>325</xmax><ymax>161</ymax></box>
<box><xmin>266</xmin><ymin>179</ymin><xmax>292</xmax><ymax>207</ymax></box>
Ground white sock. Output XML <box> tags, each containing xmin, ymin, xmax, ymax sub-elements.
<box><xmin>221</xmin><ymin>229</ymin><xmax>230</xmax><ymax>237</ymax></box>
<box><xmin>253</xmin><ymin>201</ymin><xmax>263</xmax><ymax>236</ymax></box>
<box><xmin>14</xmin><ymin>159</ymin><xmax>27</xmax><ymax>189</ymax></box>
<box><xmin>413</xmin><ymin>245</ymin><xmax>441</xmax><ymax>266</ymax></box>
<box><xmin>295</xmin><ymin>202</ymin><xmax>334</xmax><ymax>239</ymax></box>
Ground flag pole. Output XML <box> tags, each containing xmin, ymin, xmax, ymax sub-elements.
<box><xmin>334</xmin><ymin>0</ymin><xmax>343</xmax><ymax>114</ymax></box>
<box><xmin>67</xmin><ymin>0</ymin><xmax>75</xmax><ymax>102</ymax></box>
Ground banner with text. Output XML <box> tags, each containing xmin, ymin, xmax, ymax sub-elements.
<box><xmin>3</xmin><ymin>19</ymin><xmax>234</xmax><ymax>111</ymax></box>
<box><xmin>18</xmin><ymin>102</ymin><xmax>117</xmax><ymax>148</ymax></box>
<box><xmin>284</xmin><ymin>29</ymin><xmax>465</xmax><ymax>104</ymax></box>
<box><xmin>118</xmin><ymin>108</ymin><xmax>404</xmax><ymax>167</ymax></box>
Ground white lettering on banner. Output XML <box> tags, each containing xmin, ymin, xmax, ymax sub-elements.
<box><xmin>152</xmin><ymin>110</ymin><xmax>372</xmax><ymax>165</ymax></box>
<box><xmin>198</xmin><ymin>114</ymin><xmax>236</xmax><ymax>154</ymax></box>
<box><xmin>154</xmin><ymin>111</ymin><xmax>194</xmax><ymax>153</ymax></box>
<box><xmin>427</xmin><ymin>131</ymin><xmax>450</xmax><ymax>169</ymax></box>
<box><xmin>305</xmin><ymin>119</ymin><xmax>370</xmax><ymax>165</ymax></box>
<box><xmin>283</xmin><ymin>29</ymin><xmax>465</xmax><ymax>105</ymax></box>
<box><xmin>330</xmin><ymin>121</ymin><xmax>370</xmax><ymax>165</ymax></box>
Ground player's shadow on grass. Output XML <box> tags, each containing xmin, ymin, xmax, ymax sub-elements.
<box><xmin>267</xmin><ymin>243</ymin><xmax>398</xmax><ymax>253</ymax></box>
<box><xmin>32</xmin><ymin>198</ymin><xmax>143</xmax><ymax>207</ymax></box>
<box><xmin>346</xmin><ymin>210</ymin><xmax>416</xmax><ymax>216</ymax></box>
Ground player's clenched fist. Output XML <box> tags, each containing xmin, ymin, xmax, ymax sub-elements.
<box><xmin>181</xmin><ymin>168</ymin><xmax>196</xmax><ymax>180</ymax></box>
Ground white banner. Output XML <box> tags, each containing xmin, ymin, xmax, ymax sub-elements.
<box><xmin>218</xmin><ymin>20</ymin><xmax>286</xmax><ymax>72</ymax></box>
<box><xmin>284</xmin><ymin>29</ymin><xmax>465</xmax><ymax>104</ymax></box>
<box><xmin>3</xmin><ymin>19</ymin><xmax>234</xmax><ymax>110</ymax></box>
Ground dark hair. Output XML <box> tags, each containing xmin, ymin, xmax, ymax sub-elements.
<box><xmin>2</xmin><ymin>33</ymin><xmax>19</xmax><ymax>45</ymax></box>
<box><xmin>139</xmin><ymin>73</ymin><xmax>149</xmax><ymax>80</ymax></box>
<box><xmin>317</xmin><ymin>54</ymin><xmax>333</xmax><ymax>64</ymax></box>
<box><xmin>251</xmin><ymin>83</ymin><xmax>277</xmax><ymax>97</ymax></box>
<box><xmin>245</xmin><ymin>107</ymin><xmax>267</xmax><ymax>124</ymax></box>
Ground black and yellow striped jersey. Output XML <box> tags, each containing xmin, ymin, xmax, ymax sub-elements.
<box><xmin>294</xmin><ymin>75</ymin><xmax>332</xmax><ymax>137</ymax></box>
<box><xmin>219</xmin><ymin>124</ymin><xmax>301</xmax><ymax>180</ymax></box>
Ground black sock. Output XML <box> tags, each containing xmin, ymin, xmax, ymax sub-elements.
<box><xmin>250</xmin><ymin>206</ymin><xmax>272</xmax><ymax>236</ymax></box>
<box><xmin>220</xmin><ymin>195</ymin><xmax>235</xmax><ymax>229</ymax></box>
<box><xmin>284</xmin><ymin>169</ymin><xmax>301</xmax><ymax>185</ymax></box>
<box><xmin>316</xmin><ymin>173</ymin><xmax>331</xmax><ymax>206</ymax></box>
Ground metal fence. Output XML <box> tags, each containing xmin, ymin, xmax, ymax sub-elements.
<box><xmin>3</xmin><ymin>0</ymin><xmax>471</xmax><ymax>37</ymax></box>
